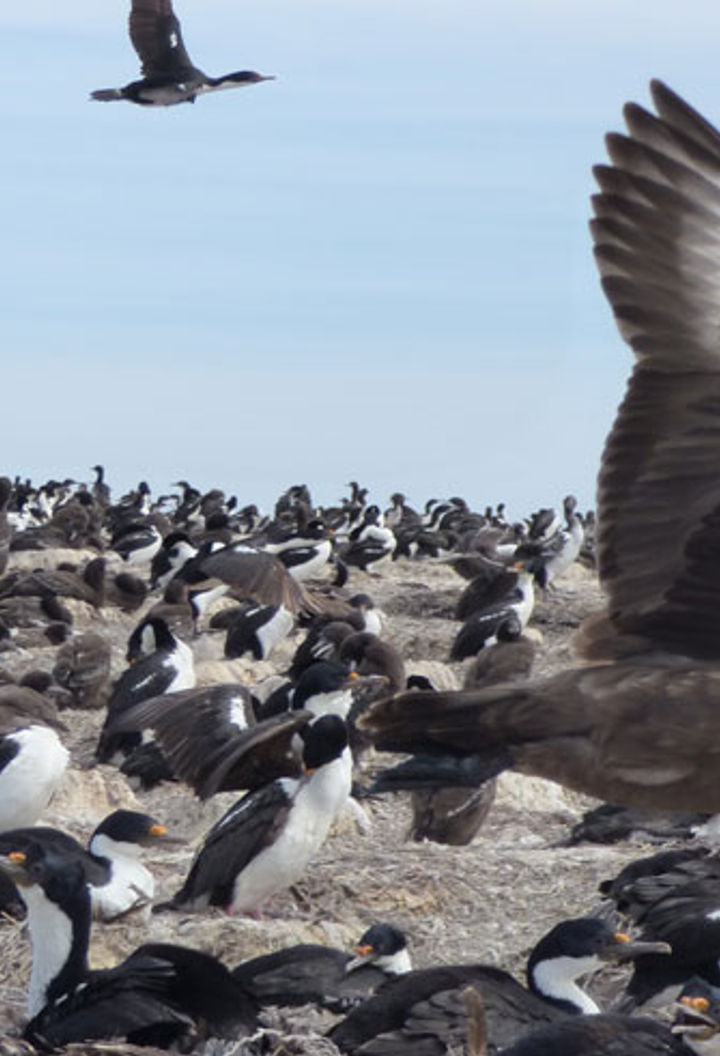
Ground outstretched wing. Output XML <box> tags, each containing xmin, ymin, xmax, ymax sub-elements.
<box><xmin>590</xmin><ymin>80</ymin><xmax>720</xmax><ymax>660</ymax></box>
<box><xmin>129</xmin><ymin>0</ymin><xmax>196</xmax><ymax>77</ymax></box>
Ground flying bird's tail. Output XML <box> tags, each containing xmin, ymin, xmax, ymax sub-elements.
<box><xmin>90</xmin><ymin>88</ymin><xmax>124</xmax><ymax>102</ymax></box>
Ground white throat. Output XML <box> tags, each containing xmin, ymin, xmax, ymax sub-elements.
<box><xmin>377</xmin><ymin>947</ymin><xmax>413</xmax><ymax>976</ymax></box>
<box><xmin>531</xmin><ymin>954</ymin><xmax>601</xmax><ymax>1014</ymax></box>
<box><xmin>22</xmin><ymin>884</ymin><xmax>75</xmax><ymax>1016</ymax></box>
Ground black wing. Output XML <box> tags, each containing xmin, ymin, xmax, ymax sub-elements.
<box><xmin>109</xmin><ymin>696</ymin><xmax>310</xmax><ymax>797</ymax></box>
<box><xmin>172</xmin><ymin>781</ymin><xmax>294</xmax><ymax>907</ymax></box>
<box><xmin>329</xmin><ymin>966</ymin><xmax>562</xmax><ymax>1055</ymax></box>
<box><xmin>25</xmin><ymin>954</ymin><xmax>194</xmax><ymax>1048</ymax></box>
<box><xmin>129</xmin><ymin>0</ymin><xmax>197</xmax><ymax>78</ymax></box>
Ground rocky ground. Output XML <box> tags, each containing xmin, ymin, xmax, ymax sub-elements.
<box><xmin>0</xmin><ymin>550</ymin><xmax>688</xmax><ymax>1052</ymax></box>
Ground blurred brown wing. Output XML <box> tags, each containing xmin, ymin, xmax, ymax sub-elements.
<box><xmin>590</xmin><ymin>80</ymin><xmax>720</xmax><ymax>660</ymax></box>
<box><xmin>193</xmin><ymin>547</ymin><xmax>316</xmax><ymax>618</ymax></box>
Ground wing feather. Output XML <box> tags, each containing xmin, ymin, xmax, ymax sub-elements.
<box><xmin>590</xmin><ymin>81</ymin><xmax>720</xmax><ymax>658</ymax></box>
<box><xmin>129</xmin><ymin>0</ymin><xmax>196</xmax><ymax>77</ymax></box>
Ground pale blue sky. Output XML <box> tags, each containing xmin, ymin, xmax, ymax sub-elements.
<box><xmin>3</xmin><ymin>2</ymin><xmax>720</xmax><ymax>520</ymax></box>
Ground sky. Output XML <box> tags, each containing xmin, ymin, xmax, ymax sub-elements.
<box><xmin>2</xmin><ymin>1</ymin><xmax>720</xmax><ymax>522</ymax></box>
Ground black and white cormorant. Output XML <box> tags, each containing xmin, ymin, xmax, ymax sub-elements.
<box><xmin>96</xmin><ymin>616</ymin><xmax>194</xmax><ymax>764</ymax></box>
<box><xmin>496</xmin><ymin>976</ymin><xmax>720</xmax><ymax>1055</ymax></box>
<box><xmin>599</xmin><ymin>848</ymin><xmax>720</xmax><ymax>1010</ymax></box>
<box><xmin>262</xmin><ymin>518</ymin><xmax>335</xmax><ymax>581</ymax></box>
<box><xmin>535</xmin><ymin>495</ymin><xmax>585</xmax><ymax>588</ymax></box>
<box><xmin>91</xmin><ymin>0</ymin><xmax>275</xmax><ymax>107</ymax></box>
<box><xmin>111</xmin><ymin>521</ymin><xmax>162</xmax><ymax>566</ymax></box>
<box><xmin>157</xmin><ymin>714</ymin><xmax>352</xmax><ymax>917</ymax></box>
<box><xmin>0</xmin><ymin>685</ymin><xmax>69</xmax><ymax>831</ymax></box>
<box><xmin>232</xmin><ymin>922</ymin><xmax>411</xmax><ymax>1012</ymax></box>
<box><xmin>0</xmin><ymin>809</ymin><xmax>170</xmax><ymax>922</ymax></box>
<box><xmin>338</xmin><ymin>506</ymin><xmax>396</xmax><ymax>573</ymax></box>
<box><xmin>450</xmin><ymin>557</ymin><xmax>539</xmax><ymax>661</ymax></box>
<box><xmin>0</xmin><ymin>841</ymin><xmax>258</xmax><ymax>1047</ymax></box>
<box><xmin>328</xmin><ymin>917</ymin><xmax>670</xmax><ymax>1054</ymax></box>
<box><xmin>223</xmin><ymin>600</ymin><xmax>294</xmax><ymax>660</ymax></box>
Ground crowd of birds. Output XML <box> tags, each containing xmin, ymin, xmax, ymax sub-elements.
<box><xmin>0</xmin><ymin>441</ymin><xmax>718</xmax><ymax>1056</ymax></box>
<box><xmin>8</xmin><ymin>0</ymin><xmax>720</xmax><ymax>1051</ymax></box>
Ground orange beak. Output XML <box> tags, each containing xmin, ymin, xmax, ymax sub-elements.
<box><xmin>680</xmin><ymin>996</ymin><xmax>711</xmax><ymax>1013</ymax></box>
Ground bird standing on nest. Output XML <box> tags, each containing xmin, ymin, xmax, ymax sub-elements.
<box><xmin>362</xmin><ymin>81</ymin><xmax>720</xmax><ymax>813</ymax></box>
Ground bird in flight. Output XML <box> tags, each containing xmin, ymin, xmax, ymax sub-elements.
<box><xmin>91</xmin><ymin>0</ymin><xmax>275</xmax><ymax>106</ymax></box>
<box><xmin>362</xmin><ymin>81</ymin><xmax>720</xmax><ymax>814</ymax></box>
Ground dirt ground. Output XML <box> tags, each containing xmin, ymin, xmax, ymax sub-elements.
<box><xmin>0</xmin><ymin>551</ymin><xmax>684</xmax><ymax>1052</ymax></box>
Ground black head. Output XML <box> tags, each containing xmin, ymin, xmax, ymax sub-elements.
<box><xmin>406</xmin><ymin>674</ymin><xmax>436</xmax><ymax>692</ymax></box>
<box><xmin>126</xmin><ymin>616</ymin><xmax>177</xmax><ymax>661</ymax></box>
<box><xmin>530</xmin><ymin>918</ymin><xmax>619</xmax><ymax>965</ymax></box>
<box><xmin>302</xmin><ymin>518</ymin><xmax>328</xmax><ymax>540</ymax></box>
<box><xmin>293</xmin><ymin>662</ymin><xmax>353</xmax><ymax>710</ymax></box>
<box><xmin>356</xmin><ymin>922</ymin><xmax>407</xmax><ymax>957</ymax></box>
<box><xmin>1</xmin><ymin>842</ymin><xmax>86</xmax><ymax>905</ymax></box>
<box><xmin>349</xmin><ymin>594</ymin><xmax>375</xmax><ymax>610</ymax></box>
<box><xmin>300</xmin><ymin>715</ymin><xmax>348</xmax><ymax>769</ymax></box>
<box><xmin>161</xmin><ymin>530</ymin><xmax>193</xmax><ymax>550</ymax></box>
<box><xmin>92</xmin><ymin>810</ymin><xmax>167</xmax><ymax>846</ymax></box>
<box><xmin>205</xmin><ymin>511</ymin><xmax>230</xmax><ymax>531</ymax></box>
<box><xmin>528</xmin><ymin>917</ymin><xmax>671</xmax><ymax>984</ymax></box>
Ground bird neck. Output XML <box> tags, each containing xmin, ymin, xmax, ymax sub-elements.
<box><xmin>90</xmin><ymin>833</ymin><xmax>141</xmax><ymax>862</ymax></box>
<box><xmin>24</xmin><ymin>882</ymin><xmax>90</xmax><ymax>1016</ymax></box>
<box><xmin>528</xmin><ymin>954</ymin><xmax>601</xmax><ymax>1014</ymax></box>
<box><xmin>375</xmin><ymin>947</ymin><xmax>413</xmax><ymax>976</ymax></box>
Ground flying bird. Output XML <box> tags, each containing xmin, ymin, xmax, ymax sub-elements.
<box><xmin>362</xmin><ymin>81</ymin><xmax>720</xmax><ymax>813</ymax></box>
<box><xmin>91</xmin><ymin>0</ymin><xmax>275</xmax><ymax>107</ymax></box>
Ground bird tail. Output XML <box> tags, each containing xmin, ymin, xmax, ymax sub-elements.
<box><xmin>90</xmin><ymin>88</ymin><xmax>123</xmax><ymax>102</ymax></box>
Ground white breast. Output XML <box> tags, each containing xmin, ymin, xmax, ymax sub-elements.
<box><xmin>89</xmin><ymin>834</ymin><xmax>154</xmax><ymax>920</ymax></box>
<box><xmin>230</xmin><ymin>755</ymin><xmax>352</xmax><ymax>914</ymax></box>
<box><xmin>0</xmin><ymin>726</ymin><xmax>69</xmax><ymax>830</ymax></box>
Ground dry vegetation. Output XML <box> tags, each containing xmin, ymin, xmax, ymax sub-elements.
<box><xmin>0</xmin><ymin>553</ymin><xmax>683</xmax><ymax>1051</ymax></box>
